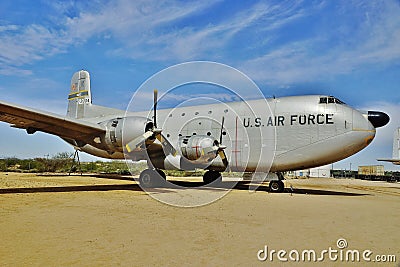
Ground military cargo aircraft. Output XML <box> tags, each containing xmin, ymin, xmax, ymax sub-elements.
<box><xmin>0</xmin><ymin>70</ymin><xmax>390</xmax><ymax>192</ymax></box>
<box><xmin>378</xmin><ymin>127</ymin><xmax>400</xmax><ymax>165</ymax></box>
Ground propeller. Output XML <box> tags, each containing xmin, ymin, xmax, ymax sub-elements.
<box><xmin>125</xmin><ymin>89</ymin><xmax>175</xmax><ymax>155</ymax></box>
<box><xmin>153</xmin><ymin>89</ymin><xmax>158</xmax><ymax>128</ymax></box>
<box><xmin>219</xmin><ymin>116</ymin><xmax>224</xmax><ymax>145</ymax></box>
<box><xmin>213</xmin><ymin>116</ymin><xmax>229</xmax><ymax>168</ymax></box>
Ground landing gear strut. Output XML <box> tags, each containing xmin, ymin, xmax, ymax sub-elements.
<box><xmin>139</xmin><ymin>169</ymin><xmax>166</xmax><ymax>188</ymax></box>
<box><xmin>203</xmin><ymin>170</ymin><xmax>222</xmax><ymax>184</ymax></box>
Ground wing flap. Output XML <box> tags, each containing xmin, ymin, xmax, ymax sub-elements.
<box><xmin>0</xmin><ymin>101</ymin><xmax>105</xmax><ymax>140</ymax></box>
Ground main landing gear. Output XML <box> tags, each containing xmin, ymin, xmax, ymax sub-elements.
<box><xmin>138</xmin><ymin>169</ymin><xmax>166</xmax><ymax>188</ymax></box>
<box><xmin>138</xmin><ymin>169</ymin><xmax>223</xmax><ymax>188</ymax></box>
<box><xmin>267</xmin><ymin>172</ymin><xmax>285</xmax><ymax>193</ymax></box>
<box><xmin>269</xmin><ymin>180</ymin><xmax>284</xmax><ymax>193</ymax></box>
<box><xmin>138</xmin><ymin>169</ymin><xmax>285</xmax><ymax>193</ymax></box>
<box><xmin>203</xmin><ymin>170</ymin><xmax>222</xmax><ymax>184</ymax></box>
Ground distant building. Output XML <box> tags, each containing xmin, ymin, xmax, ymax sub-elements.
<box><xmin>309</xmin><ymin>165</ymin><xmax>331</xmax><ymax>178</ymax></box>
<box><xmin>291</xmin><ymin>164</ymin><xmax>332</xmax><ymax>178</ymax></box>
<box><xmin>358</xmin><ymin>165</ymin><xmax>384</xmax><ymax>176</ymax></box>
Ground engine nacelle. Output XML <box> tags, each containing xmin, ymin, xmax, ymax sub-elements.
<box><xmin>100</xmin><ymin>116</ymin><xmax>150</xmax><ymax>153</ymax></box>
<box><xmin>179</xmin><ymin>135</ymin><xmax>217</xmax><ymax>162</ymax></box>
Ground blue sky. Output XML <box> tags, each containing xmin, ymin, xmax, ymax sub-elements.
<box><xmin>0</xmin><ymin>0</ymin><xmax>399</xmax><ymax>170</ymax></box>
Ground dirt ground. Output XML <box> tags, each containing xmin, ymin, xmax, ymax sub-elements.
<box><xmin>0</xmin><ymin>172</ymin><xmax>399</xmax><ymax>266</ymax></box>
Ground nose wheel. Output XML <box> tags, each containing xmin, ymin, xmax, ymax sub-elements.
<box><xmin>139</xmin><ymin>169</ymin><xmax>166</xmax><ymax>188</ymax></box>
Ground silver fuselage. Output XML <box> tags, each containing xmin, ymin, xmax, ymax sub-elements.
<box><xmin>75</xmin><ymin>95</ymin><xmax>376</xmax><ymax>172</ymax></box>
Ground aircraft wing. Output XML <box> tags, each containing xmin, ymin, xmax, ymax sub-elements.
<box><xmin>377</xmin><ymin>158</ymin><xmax>400</xmax><ymax>165</ymax></box>
<box><xmin>0</xmin><ymin>101</ymin><xmax>105</xmax><ymax>140</ymax></box>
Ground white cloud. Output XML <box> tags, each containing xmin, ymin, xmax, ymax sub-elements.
<box><xmin>110</xmin><ymin>1</ymin><xmax>308</xmax><ymax>61</ymax></box>
<box><xmin>0</xmin><ymin>0</ymin><xmax>221</xmax><ymax>74</ymax></box>
<box><xmin>64</xmin><ymin>0</ymin><xmax>221</xmax><ymax>41</ymax></box>
<box><xmin>105</xmin><ymin>2</ymin><xmax>260</xmax><ymax>60</ymax></box>
<box><xmin>0</xmin><ymin>0</ymin><xmax>310</xmax><ymax>73</ymax></box>
<box><xmin>1</xmin><ymin>0</ymin><xmax>399</xmax><ymax>87</ymax></box>
<box><xmin>0</xmin><ymin>24</ymin><xmax>72</xmax><ymax>75</ymax></box>
<box><xmin>242</xmin><ymin>1</ymin><xmax>400</xmax><ymax>85</ymax></box>
<box><xmin>0</xmin><ymin>66</ymin><xmax>32</xmax><ymax>76</ymax></box>
<box><xmin>0</xmin><ymin>25</ymin><xmax>18</xmax><ymax>32</ymax></box>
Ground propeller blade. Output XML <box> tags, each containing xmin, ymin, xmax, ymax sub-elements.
<box><xmin>155</xmin><ymin>132</ymin><xmax>162</xmax><ymax>142</ymax></box>
<box><xmin>159</xmin><ymin>133</ymin><xmax>177</xmax><ymax>155</ymax></box>
<box><xmin>125</xmin><ymin>131</ymin><xmax>154</xmax><ymax>153</ymax></box>
<box><xmin>153</xmin><ymin>89</ymin><xmax>158</xmax><ymax>128</ymax></box>
<box><xmin>219</xmin><ymin>116</ymin><xmax>225</xmax><ymax>145</ymax></box>
<box><xmin>218</xmin><ymin>150</ymin><xmax>229</xmax><ymax>168</ymax></box>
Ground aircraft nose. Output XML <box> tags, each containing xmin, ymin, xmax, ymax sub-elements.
<box><xmin>368</xmin><ymin>111</ymin><xmax>390</xmax><ymax>128</ymax></box>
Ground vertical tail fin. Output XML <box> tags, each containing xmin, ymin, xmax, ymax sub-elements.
<box><xmin>67</xmin><ymin>70</ymin><xmax>92</xmax><ymax>119</ymax></box>
<box><xmin>393</xmin><ymin>128</ymin><xmax>400</xmax><ymax>159</ymax></box>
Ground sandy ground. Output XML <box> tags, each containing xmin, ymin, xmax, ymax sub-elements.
<box><xmin>0</xmin><ymin>173</ymin><xmax>399</xmax><ymax>266</ymax></box>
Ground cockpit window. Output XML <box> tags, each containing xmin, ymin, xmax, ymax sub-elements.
<box><xmin>319</xmin><ymin>96</ymin><xmax>346</xmax><ymax>105</ymax></box>
<box><xmin>335</xmin><ymin>98</ymin><xmax>345</xmax><ymax>104</ymax></box>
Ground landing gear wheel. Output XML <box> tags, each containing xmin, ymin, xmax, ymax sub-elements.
<box><xmin>139</xmin><ymin>169</ymin><xmax>166</xmax><ymax>188</ymax></box>
<box><xmin>269</xmin><ymin>180</ymin><xmax>284</xmax><ymax>193</ymax></box>
<box><xmin>156</xmin><ymin>169</ymin><xmax>166</xmax><ymax>179</ymax></box>
<box><xmin>203</xmin><ymin>170</ymin><xmax>222</xmax><ymax>185</ymax></box>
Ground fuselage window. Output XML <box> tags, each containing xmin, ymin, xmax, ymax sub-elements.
<box><xmin>195</xmin><ymin>111</ymin><xmax>199</xmax><ymax>115</ymax></box>
<box><xmin>169</xmin><ymin>114</ymin><xmax>173</xmax><ymax>117</ymax></box>
<box><xmin>208</xmin><ymin>110</ymin><xmax>212</xmax><ymax>114</ymax></box>
<box><xmin>181</xmin><ymin>113</ymin><xmax>185</xmax><ymax>116</ymax></box>
<box><xmin>224</xmin><ymin>109</ymin><xmax>228</xmax><ymax>113</ymax></box>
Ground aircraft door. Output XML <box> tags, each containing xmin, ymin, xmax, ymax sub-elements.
<box><xmin>231</xmin><ymin>116</ymin><xmax>245</xmax><ymax>171</ymax></box>
<box><xmin>343</xmin><ymin>106</ymin><xmax>353</xmax><ymax>132</ymax></box>
<box><xmin>333</xmin><ymin>102</ymin><xmax>351</xmax><ymax>134</ymax></box>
